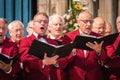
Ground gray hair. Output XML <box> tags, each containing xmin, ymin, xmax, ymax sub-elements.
<box><xmin>116</xmin><ymin>16</ymin><xmax>120</xmax><ymax>24</ymax></box>
<box><xmin>49</xmin><ymin>14</ymin><xmax>64</xmax><ymax>25</ymax></box>
<box><xmin>8</xmin><ymin>20</ymin><xmax>24</xmax><ymax>30</ymax></box>
<box><xmin>27</xmin><ymin>20</ymin><xmax>33</xmax><ymax>28</ymax></box>
<box><xmin>0</xmin><ymin>18</ymin><xmax>8</xmax><ymax>24</ymax></box>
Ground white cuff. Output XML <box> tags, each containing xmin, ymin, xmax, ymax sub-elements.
<box><xmin>6</xmin><ymin>67</ymin><xmax>12</xmax><ymax>74</ymax></box>
<box><xmin>20</xmin><ymin>62</ymin><xmax>23</xmax><ymax>70</ymax></box>
<box><xmin>54</xmin><ymin>63</ymin><xmax>59</xmax><ymax>68</ymax></box>
<box><xmin>42</xmin><ymin>64</ymin><xmax>45</xmax><ymax>69</ymax></box>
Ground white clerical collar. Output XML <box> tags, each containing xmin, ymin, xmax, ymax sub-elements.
<box><xmin>33</xmin><ymin>32</ymin><xmax>38</xmax><ymax>38</ymax></box>
<box><xmin>79</xmin><ymin>29</ymin><xmax>96</xmax><ymax>38</ymax></box>
<box><xmin>79</xmin><ymin>29</ymin><xmax>88</xmax><ymax>36</ymax></box>
<box><xmin>11</xmin><ymin>38</ymin><xmax>15</xmax><ymax>43</ymax></box>
<box><xmin>49</xmin><ymin>34</ymin><xmax>62</xmax><ymax>39</ymax></box>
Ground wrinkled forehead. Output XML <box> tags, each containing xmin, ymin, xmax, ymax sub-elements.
<box><xmin>78</xmin><ymin>12</ymin><xmax>92</xmax><ymax>20</ymax></box>
<box><xmin>34</xmin><ymin>14</ymin><xmax>48</xmax><ymax>21</ymax></box>
<box><xmin>116</xmin><ymin>16</ymin><xmax>120</xmax><ymax>23</ymax></box>
<box><xmin>52</xmin><ymin>17</ymin><xmax>63</xmax><ymax>23</ymax></box>
<box><xmin>0</xmin><ymin>20</ymin><xmax>7</xmax><ymax>27</ymax></box>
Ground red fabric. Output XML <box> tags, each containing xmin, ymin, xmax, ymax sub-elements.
<box><xmin>19</xmin><ymin>34</ymin><xmax>68</xmax><ymax>80</ymax></box>
<box><xmin>61</xmin><ymin>29</ymin><xmax>107</xmax><ymax>80</ymax></box>
<box><xmin>0</xmin><ymin>38</ymin><xmax>21</xmax><ymax>80</ymax></box>
<box><xmin>105</xmin><ymin>35</ymin><xmax>120</xmax><ymax>80</ymax></box>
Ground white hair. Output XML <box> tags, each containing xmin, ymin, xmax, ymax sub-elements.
<box><xmin>0</xmin><ymin>18</ymin><xmax>8</xmax><ymax>24</ymax></box>
<box><xmin>116</xmin><ymin>16</ymin><xmax>120</xmax><ymax>24</ymax></box>
<box><xmin>27</xmin><ymin>20</ymin><xmax>33</xmax><ymax>28</ymax></box>
<box><xmin>49</xmin><ymin>14</ymin><xmax>64</xmax><ymax>25</ymax></box>
<box><xmin>8</xmin><ymin>20</ymin><xmax>24</xmax><ymax>30</ymax></box>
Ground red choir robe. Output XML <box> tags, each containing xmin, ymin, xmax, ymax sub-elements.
<box><xmin>0</xmin><ymin>37</ymin><xmax>20</xmax><ymax>80</ymax></box>
<box><xmin>47</xmin><ymin>34</ymin><xmax>64</xmax><ymax>45</ymax></box>
<box><xmin>19</xmin><ymin>34</ymin><xmax>69</xmax><ymax>80</ymax></box>
<box><xmin>9</xmin><ymin>38</ymin><xmax>24</xmax><ymax>80</ymax></box>
<box><xmin>105</xmin><ymin>35</ymin><xmax>120</xmax><ymax>80</ymax></box>
<box><xmin>47</xmin><ymin>34</ymin><xmax>67</xmax><ymax>80</ymax></box>
<box><xmin>62</xmin><ymin>29</ymin><xmax>107</xmax><ymax>80</ymax></box>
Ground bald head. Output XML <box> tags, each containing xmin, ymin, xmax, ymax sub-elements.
<box><xmin>104</xmin><ymin>22</ymin><xmax>112</xmax><ymax>36</ymax></box>
<box><xmin>92</xmin><ymin>17</ymin><xmax>105</xmax><ymax>36</ymax></box>
<box><xmin>116</xmin><ymin>16</ymin><xmax>120</xmax><ymax>32</ymax></box>
<box><xmin>116</xmin><ymin>16</ymin><xmax>120</xmax><ymax>24</ymax></box>
<box><xmin>77</xmin><ymin>11</ymin><xmax>93</xmax><ymax>35</ymax></box>
<box><xmin>77</xmin><ymin>11</ymin><xmax>93</xmax><ymax>20</ymax></box>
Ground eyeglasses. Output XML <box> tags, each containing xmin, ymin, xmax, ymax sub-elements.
<box><xmin>34</xmin><ymin>20</ymin><xmax>48</xmax><ymax>24</ymax></box>
<box><xmin>93</xmin><ymin>27</ymin><xmax>105</xmax><ymax>30</ymax></box>
<box><xmin>53</xmin><ymin>23</ymin><xmax>63</xmax><ymax>26</ymax></box>
<box><xmin>0</xmin><ymin>27</ymin><xmax>7</xmax><ymax>30</ymax></box>
<box><xmin>12</xmin><ymin>28</ymin><xmax>24</xmax><ymax>33</ymax></box>
<box><xmin>79</xmin><ymin>20</ymin><xmax>93</xmax><ymax>24</ymax></box>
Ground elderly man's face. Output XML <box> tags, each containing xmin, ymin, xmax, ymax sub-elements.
<box><xmin>92</xmin><ymin>20</ymin><xmax>105</xmax><ymax>36</ymax></box>
<box><xmin>77</xmin><ymin>12</ymin><xmax>93</xmax><ymax>35</ymax></box>
<box><xmin>10</xmin><ymin>23</ymin><xmax>24</xmax><ymax>43</ymax></box>
<box><xmin>49</xmin><ymin>17</ymin><xmax>64</xmax><ymax>37</ymax></box>
<box><xmin>0</xmin><ymin>20</ymin><xmax>7</xmax><ymax>43</ymax></box>
<box><xmin>33</xmin><ymin>14</ymin><xmax>48</xmax><ymax>36</ymax></box>
<box><xmin>117</xmin><ymin>19</ymin><xmax>120</xmax><ymax>32</ymax></box>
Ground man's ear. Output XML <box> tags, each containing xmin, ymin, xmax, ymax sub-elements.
<box><xmin>9</xmin><ymin>30</ymin><xmax>12</xmax><ymax>36</ymax></box>
<box><xmin>26</xmin><ymin>27</ymin><xmax>29</xmax><ymax>32</ymax></box>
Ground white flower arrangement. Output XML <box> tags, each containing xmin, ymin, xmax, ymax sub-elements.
<box><xmin>63</xmin><ymin>0</ymin><xmax>88</xmax><ymax>33</ymax></box>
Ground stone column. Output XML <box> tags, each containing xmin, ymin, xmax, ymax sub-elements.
<box><xmin>56</xmin><ymin>0</ymin><xmax>68</xmax><ymax>15</ymax></box>
<box><xmin>98</xmin><ymin>0</ymin><xmax>112</xmax><ymax>21</ymax></box>
<box><xmin>98</xmin><ymin>0</ymin><xmax>116</xmax><ymax>32</ymax></box>
<box><xmin>37</xmin><ymin>0</ymin><xmax>50</xmax><ymax>15</ymax></box>
<box><xmin>118</xmin><ymin>0</ymin><xmax>120</xmax><ymax>15</ymax></box>
<box><xmin>37</xmin><ymin>0</ymin><xmax>68</xmax><ymax>16</ymax></box>
<box><xmin>87</xmin><ymin>0</ymin><xmax>94</xmax><ymax>15</ymax></box>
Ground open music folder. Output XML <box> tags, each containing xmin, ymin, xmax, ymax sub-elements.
<box><xmin>0</xmin><ymin>53</ymin><xmax>16</xmax><ymax>64</ymax></box>
<box><xmin>73</xmin><ymin>33</ymin><xmax>119</xmax><ymax>50</ymax></box>
<box><xmin>28</xmin><ymin>40</ymin><xmax>75</xmax><ymax>59</ymax></box>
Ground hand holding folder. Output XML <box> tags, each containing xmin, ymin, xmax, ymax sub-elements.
<box><xmin>42</xmin><ymin>53</ymin><xmax>59</xmax><ymax>65</ymax></box>
<box><xmin>28</xmin><ymin>40</ymin><xmax>75</xmax><ymax>59</ymax></box>
<box><xmin>73</xmin><ymin>33</ymin><xmax>119</xmax><ymax>50</ymax></box>
<box><xmin>0</xmin><ymin>53</ymin><xmax>15</xmax><ymax>64</ymax></box>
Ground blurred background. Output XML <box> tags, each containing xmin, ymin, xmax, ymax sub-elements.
<box><xmin>0</xmin><ymin>0</ymin><xmax>119</xmax><ymax>35</ymax></box>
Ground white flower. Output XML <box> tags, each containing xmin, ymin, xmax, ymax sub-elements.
<box><xmin>73</xmin><ymin>23</ymin><xmax>79</xmax><ymax>27</ymax></box>
<box><xmin>82</xmin><ymin>6</ymin><xmax>88</xmax><ymax>10</ymax></box>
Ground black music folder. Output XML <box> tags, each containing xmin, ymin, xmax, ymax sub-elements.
<box><xmin>74</xmin><ymin>33</ymin><xmax>119</xmax><ymax>50</ymax></box>
<box><xmin>0</xmin><ymin>53</ymin><xmax>15</xmax><ymax>64</ymax></box>
<box><xmin>28</xmin><ymin>40</ymin><xmax>75</xmax><ymax>59</ymax></box>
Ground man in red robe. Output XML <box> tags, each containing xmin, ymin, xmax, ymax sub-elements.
<box><xmin>62</xmin><ymin>11</ymin><xmax>107</xmax><ymax>80</ymax></box>
<box><xmin>0</xmin><ymin>18</ymin><xmax>21</xmax><ymax>80</ymax></box>
<box><xmin>19</xmin><ymin>12</ymin><xmax>68</xmax><ymax>80</ymax></box>
<box><xmin>105</xmin><ymin>16</ymin><xmax>120</xmax><ymax>80</ymax></box>
<box><xmin>8</xmin><ymin>20</ymin><xmax>24</xmax><ymax>47</ymax></box>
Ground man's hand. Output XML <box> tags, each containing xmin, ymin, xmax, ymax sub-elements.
<box><xmin>42</xmin><ymin>53</ymin><xmax>59</xmax><ymax>66</ymax></box>
<box><xmin>86</xmin><ymin>41</ymin><xmax>104</xmax><ymax>52</ymax></box>
<box><xmin>0</xmin><ymin>60</ymin><xmax>13</xmax><ymax>73</ymax></box>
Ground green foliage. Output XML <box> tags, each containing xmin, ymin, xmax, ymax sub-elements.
<box><xmin>63</xmin><ymin>0</ymin><xmax>88</xmax><ymax>33</ymax></box>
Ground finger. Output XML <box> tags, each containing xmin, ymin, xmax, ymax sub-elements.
<box><xmin>86</xmin><ymin>42</ymin><xmax>94</xmax><ymax>46</ymax></box>
<box><xmin>100</xmin><ymin>41</ymin><xmax>104</xmax><ymax>45</ymax></box>
<box><xmin>52</xmin><ymin>55</ymin><xmax>59</xmax><ymax>59</ymax></box>
<box><xmin>86</xmin><ymin>43</ymin><xmax>93</xmax><ymax>49</ymax></box>
<box><xmin>9</xmin><ymin>60</ymin><xmax>13</xmax><ymax>66</ymax></box>
<box><xmin>93</xmin><ymin>41</ymin><xmax>98</xmax><ymax>44</ymax></box>
<box><xmin>0</xmin><ymin>61</ymin><xmax>4</xmax><ymax>65</ymax></box>
<box><xmin>44</xmin><ymin>53</ymin><xmax>47</xmax><ymax>59</ymax></box>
